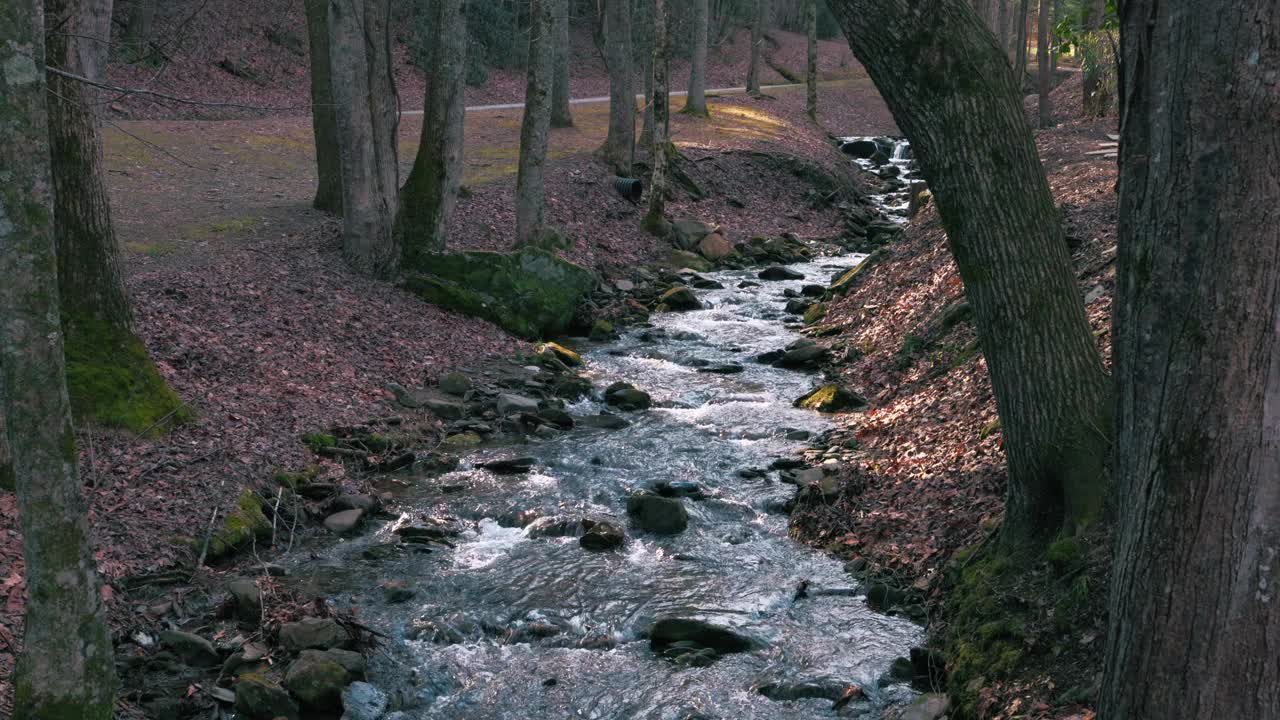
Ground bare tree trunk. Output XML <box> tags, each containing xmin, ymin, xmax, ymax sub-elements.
<box><xmin>644</xmin><ymin>0</ymin><xmax>670</xmax><ymax>233</ymax></box>
<box><xmin>125</xmin><ymin>0</ymin><xmax>153</xmax><ymax>60</ymax></box>
<box><xmin>684</xmin><ymin>0</ymin><xmax>709</xmax><ymax>116</ymax></box>
<box><xmin>600</xmin><ymin>0</ymin><xmax>634</xmax><ymax>174</ymax></box>
<box><xmin>805</xmin><ymin>0</ymin><xmax>817</xmax><ymax>120</ymax></box>
<box><xmin>1080</xmin><ymin>0</ymin><xmax>1105</xmax><ymax>116</ymax></box>
<box><xmin>827</xmin><ymin>0</ymin><xmax>1110</xmax><ymax>547</ymax></box>
<box><xmin>328</xmin><ymin>0</ymin><xmax>400</xmax><ymax>277</ymax></box>
<box><xmin>1049</xmin><ymin>0</ymin><xmax>1061</xmax><ymax>73</ymax></box>
<box><xmin>996</xmin><ymin>0</ymin><xmax>1011</xmax><ymax>60</ymax></box>
<box><xmin>1014</xmin><ymin>0</ymin><xmax>1029</xmax><ymax>82</ymax></box>
<box><xmin>47</xmin><ymin>0</ymin><xmax>186</xmax><ymax>433</ymax></box>
<box><xmin>550</xmin><ymin>0</ymin><xmax>574</xmax><ymax>128</ymax></box>
<box><xmin>746</xmin><ymin>0</ymin><xmax>765</xmax><ymax>95</ymax></box>
<box><xmin>640</xmin><ymin>0</ymin><xmax>655</xmax><ymax>148</ymax></box>
<box><xmin>1102</xmin><ymin>1</ymin><xmax>1280</xmax><ymax>718</ymax></box>
<box><xmin>398</xmin><ymin>0</ymin><xmax>466</xmax><ymax>265</ymax></box>
<box><xmin>81</xmin><ymin>0</ymin><xmax>111</xmax><ymax>85</ymax></box>
<box><xmin>1036</xmin><ymin>0</ymin><xmax>1051</xmax><ymax>126</ymax></box>
<box><xmin>515</xmin><ymin>0</ymin><xmax>554</xmax><ymax>246</ymax></box>
<box><xmin>304</xmin><ymin>0</ymin><xmax>343</xmax><ymax>214</ymax></box>
<box><xmin>0</xmin><ymin>400</ymin><xmax>11</xmax><ymax>491</ymax></box>
<box><xmin>1</xmin><ymin>4</ymin><xmax>118</xmax><ymax>718</ymax></box>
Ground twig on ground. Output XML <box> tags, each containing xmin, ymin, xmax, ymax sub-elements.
<box><xmin>191</xmin><ymin>507</ymin><xmax>221</xmax><ymax>581</ymax></box>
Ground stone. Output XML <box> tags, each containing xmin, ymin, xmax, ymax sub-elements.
<box><xmin>438</xmin><ymin>371</ymin><xmax>472</xmax><ymax>396</ymax></box>
<box><xmin>161</xmin><ymin>629</ymin><xmax>220</xmax><ymax>667</ymax></box>
<box><xmin>284</xmin><ymin>653</ymin><xmax>349</xmax><ymax>710</ymax></box>
<box><xmin>653</xmin><ymin>481</ymin><xmax>709</xmax><ymax>500</ymax></box>
<box><xmin>478</xmin><ymin>456</ymin><xmax>537</xmax><ymax>474</ymax></box>
<box><xmin>801</xmin><ymin>284</ymin><xmax>826</xmax><ymax>298</ymax></box>
<box><xmin>381</xmin><ymin>579</ymin><xmax>416</xmax><ymax>603</ymax></box>
<box><xmin>235</xmin><ymin>675</ymin><xmax>299</xmax><ymax>720</ymax></box>
<box><xmin>663</xmin><ymin>249</ymin><xmax>714</xmax><ymax>273</ymax></box>
<box><xmin>756</xmin><ymin>349</ymin><xmax>786</xmax><ymax>364</ymax></box>
<box><xmin>341</xmin><ymin>682</ymin><xmax>389</xmax><ymax>720</ymax></box>
<box><xmin>671</xmin><ymin>218</ymin><xmax>713</xmax><ymax>251</ymax></box>
<box><xmin>758</xmin><ymin>266</ymin><xmax>805</xmax><ymax>281</ymax></box>
<box><xmin>536</xmin><ymin>341</ymin><xmax>582</xmax><ymax>367</ymax></box>
<box><xmin>583</xmin><ymin>413</ymin><xmax>630</xmax><ymax>429</ymax></box>
<box><xmin>626</xmin><ymin>493</ymin><xmax>689</xmax><ymax>535</ymax></box>
<box><xmin>841</xmin><ymin>138</ymin><xmax>880</xmax><ymax>158</ymax></box>
<box><xmin>402</xmin><ymin>248</ymin><xmax>595</xmax><ymax>339</ymax></box>
<box><xmin>228</xmin><ymin>579</ymin><xmax>262</xmax><ymax>622</ymax></box>
<box><xmin>441</xmin><ymin>431</ymin><xmax>482</xmax><ymax>446</ymax></box>
<box><xmin>648</xmin><ymin>618</ymin><xmax>761</xmax><ymax>654</ymax></box>
<box><xmin>580</xmin><ymin>520</ymin><xmax>626</xmax><ymax>550</ymax></box>
<box><xmin>697</xmin><ymin>232</ymin><xmax>734</xmax><ymax>260</ymax></box>
<box><xmin>658</xmin><ymin>286</ymin><xmax>702</xmax><ymax>311</ymax></box>
<box><xmin>208</xmin><ymin>490</ymin><xmax>272</xmax><ymax>561</ymax></box>
<box><xmin>774</xmin><ymin>344</ymin><xmax>829</xmax><ymax>368</ymax></box>
<box><xmin>697</xmin><ymin>363</ymin><xmax>744</xmax><ymax>375</ymax></box>
<box><xmin>415</xmin><ymin>389</ymin><xmax>464</xmax><ymax>420</ymax></box>
<box><xmin>386</xmin><ymin>382</ymin><xmax>418</xmax><ymax>408</ymax></box>
<box><xmin>331</xmin><ymin>494</ymin><xmax>379</xmax><ymax>514</ymax></box>
<box><xmin>687</xmin><ymin>274</ymin><xmax>724</xmax><ymax>290</ymax></box>
<box><xmin>496</xmin><ymin>393</ymin><xmax>540</xmax><ymax>415</ymax></box>
<box><xmin>803</xmin><ymin>302</ymin><xmax>827</xmax><ymax>325</ymax></box>
<box><xmin>279</xmin><ymin>617</ymin><xmax>349</xmax><ymax>652</ymax></box>
<box><xmin>604</xmin><ymin>383</ymin><xmax>652</xmax><ymax>411</ymax></box>
<box><xmin>303</xmin><ymin>648</ymin><xmax>366</xmax><ymax>678</ymax></box>
<box><xmin>324</xmin><ymin>509</ymin><xmax>364</xmax><ymax>534</ymax></box>
<box><xmin>898</xmin><ymin>692</ymin><xmax>951</xmax><ymax>720</ymax></box>
<box><xmin>794</xmin><ymin>385</ymin><xmax>869</xmax><ymax>412</ymax></box>
<box><xmin>784</xmin><ymin>429</ymin><xmax>811</xmax><ymax>441</ymax></box>
<box><xmin>784</xmin><ymin>298</ymin><xmax>812</xmax><ymax>315</ymax></box>
<box><xmin>590</xmin><ymin>319</ymin><xmax>616</xmax><ymax>340</ymax></box>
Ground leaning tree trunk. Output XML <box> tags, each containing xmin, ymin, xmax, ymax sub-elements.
<box><xmin>550</xmin><ymin>0</ymin><xmax>574</xmax><ymax>128</ymax></box>
<box><xmin>398</xmin><ymin>0</ymin><xmax>466</xmax><ymax>266</ymax></box>
<box><xmin>304</xmin><ymin>0</ymin><xmax>343</xmax><ymax>214</ymax></box>
<box><xmin>515</xmin><ymin>0</ymin><xmax>553</xmax><ymax>247</ymax></box>
<box><xmin>684</xmin><ymin>0</ymin><xmax>710</xmax><ymax>117</ymax></box>
<box><xmin>600</xmin><ymin>0</ymin><xmax>634</xmax><ymax>174</ymax></box>
<box><xmin>826</xmin><ymin>0</ymin><xmax>1111</xmax><ymax>547</ymax></box>
<box><xmin>746</xmin><ymin>0</ymin><xmax>765</xmax><ymax>95</ymax></box>
<box><xmin>328</xmin><ymin>0</ymin><xmax>400</xmax><ymax>277</ymax></box>
<box><xmin>1</xmin><ymin>3</ymin><xmax>118</xmax><ymax>718</ymax></box>
<box><xmin>805</xmin><ymin>0</ymin><xmax>817</xmax><ymax>120</ymax></box>
<box><xmin>1036</xmin><ymin>0</ymin><xmax>1051</xmax><ymax>126</ymax></box>
<box><xmin>47</xmin><ymin>0</ymin><xmax>186</xmax><ymax>434</ymax></box>
<box><xmin>644</xmin><ymin>0</ymin><xmax>670</xmax><ymax>234</ymax></box>
<box><xmin>1101</xmin><ymin>1</ymin><xmax>1280</xmax><ymax>717</ymax></box>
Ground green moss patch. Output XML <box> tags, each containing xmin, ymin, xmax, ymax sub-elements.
<box><xmin>207</xmin><ymin>490</ymin><xmax>272</xmax><ymax>561</ymax></box>
<box><xmin>63</xmin><ymin>316</ymin><xmax>190</xmax><ymax>435</ymax></box>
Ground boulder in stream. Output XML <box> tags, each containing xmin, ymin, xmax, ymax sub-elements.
<box><xmin>658</xmin><ymin>286</ymin><xmax>703</xmax><ymax>312</ymax></box>
<box><xmin>773</xmin><ymin>343</ymin><xmax>829</xmax><ymax>368</ymax></box>
<box><xmin>758</xmin><ymin>266</ymin><xmax>806</xmax><ymax>281</ymax></box>
<box><xmin>626</xmin><ymin>492</ymin><xmax>689</xmax><ymax>534</ymax></box>
<box><xmin>604</xmin><ymin>382</ymin><xmax>652</xmax><ymax>411</ymax></box>
<box><xmin>648</xmin><ymin>618</ymin><xmax>762</xmax><ymax>654</ymax></box>
<box><xmin>794</xmin><ymin>384</ymin><xmax>868</xmax><ymax>412</ymax></box>
<box><xmin>478</xmin><ymin>456</ymin><xmax>537</xmax><ymax>474</ymax></box>
<box><xmin>580</xmin><ymin>519</ymin><xmax>626</xmax><ymax>550</ymax></box>
<box><xmin>283</xmin><ymin>652</ymin><xmax>348</xmax><ymax>710</ymax></box>
<box><xmin>235</xmin><ymin>675</ymin><xmax>299</xmax><ymax>720</ymax></box>
<box><xmin>279</xmin><ymin>617</ymin><xmax>349</xmax><ymax>652</ymax></box>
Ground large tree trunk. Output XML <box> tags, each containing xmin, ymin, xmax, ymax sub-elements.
<box><xmin>600</xmin><ymin>0</ymin><xmax>634</xmax><ymax>174</ymax></box>
<box><xmin>304</xmin><ymin>0</ymin><xmax>343</xmax><ymax>214</ymax></box>
<box><xmin>1036</xmin><ymin>0</ymin><xmax>1051</xmax><ymax>126</ymax></box>
<box><xmin>398</xmin><ymin>0</ymin><xmax>466</xmax><ymax>266</ymax></box>
<box><xmin>826</xmin><ymin>0</ymin><xmax>1110</xmax><ymax>547</ymax></box>
<box><xmin>684</xmin><ymin>0</ymin><xmax>709</xmax><ymax>117</ymax></box>
<box><xmin>1013</xmin><ymin>0</ymin><xmax>1029</xmax><ymax>81</ymax></box>
<box><xmin>746</xmin><ymin>0</ymin><xmax>765</xmax><ymax>96</ymax></box>
<box><xmin>1101</xmin><ymin>1</ymin><xmax>1280</xmax><ymax>717</ymax></box>
<box><xmin>80</xmin><ymin>0</ymin><xmax>111</xmax><ymax>85</ymax></box>
<box><xmin>1</xmin><ymin>3</ymin><xmax>118</xmax><ymax>718</ymax></box>
<box><xmin>996</xmin><ymin>0</ymin><xmax>1011</xmax><ymax>59</ymax></box>
<box><xmin>640</xmin><ymin>0</ymin><xmax>655</xmax><ymax>149</ymax></box>
<box><xmin>515</xmin><ymin>0</ymin><xmax>553</xmax><ymax>247</ymax></box>
<box><xmin>644</xmin><ymin>0</ymin><xmax>670</xmax><ymax>233</ymax></box>
<box><xmin>550</xmin><ymin>0</ymin><xmax>573</xmax><ymax>128</ymax></box>
<box><xmin>805</xmin><ymin>0</ymin><xmax>817</xmax><ymax>120</ymax></box>
<box><xmin>124</xmin><ymin>0</ymin><xmax>153</xmax><ymax>60</ymax></box>
<box><xmin>47</xmin><ymin>0</ymin><xmax>186</xmax><ymax>434</ymax></box>
<box><xmin>328</xmin><ymin>0</ymin><xmax>400</xmax><ymax>277</ymax></box>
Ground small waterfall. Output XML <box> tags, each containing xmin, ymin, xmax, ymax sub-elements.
<box><xmin>891</xmin><ymin>141</ymin><xmax>911</xmax><ymax>161</ymax></box>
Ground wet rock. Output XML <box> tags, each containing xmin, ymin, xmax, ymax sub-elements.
<box><xmin>784</xmin><ymin>298</ymin><xmax>812</xmax><ymax>315</ymax></box>
<box><xmin>478</xmin><ymin>456</ymin><xmax>537</xmax><ymax>474</ymax></box>
<box><xmin>496</xmin><ymin>393</ymin><xmax>540</xmax><ymax>416</ymax></box>
<box><xmin>381</xmin><ymin>579</ymin><xmax>416</xmax><ymax>604</ymax></box>
<box><xmin>396</xmin><ymin>518</ymin><xmax>461</xmax><ymax>543</ymax></box>
<box><xmin>898</xmin><ymin>692</ymin><xmax>950</xmax><ymax>720</ymax></box>
<box><xmin>758</xmin><ymin>266</ymin><xmax>805</xmax><ymax>281</ymax></box>
<box><xmin>688</xmin><ymin>275</ymin><xmax>724</xmax><ymax>290</ymax></box>
<box><xmin>910</xmin><ymin>646</ymin><xmax>948</xmax><ymax>689</ymax></box>
<box><xmin>770</xmin><ymin>458</ymin><xmax>807</xmax><ymax>470</ymax></box>
<box><xmin>582</xmin><ymin>413</ymin><xmax>631</xmax><ymax>429</ymax></box>
<box><xmin>441</xmin><ymin>431</ymin><xmax>482</xmax><ymax>446</ymax></box>
<box><xmin>580</xmin><ymin>519</ymin><xmax>626</xmax><ymax>550</ymax></box>
<box><xmin>887</xmin><ymin>656</ymin><xmax>916</xmax><ymax>683</ymax></box>
<box><xmin>331</xmin><ymin>494</ymin><xmax>380</xmax><ymax>514</ymax></box>
<box><xmin>737</xmin><ymin>280</ymin><xmax>760</xmax><ymax>289</ymax></box>
<box><xmin>697</xmin><ymin>363</ymin><xmax>744</xmax><ymax>375</ymax></box>
<box><xmin>841</xmin><ymin>138</ymin><xmax>880</xmax><ymax>158</ymax></box>
<box><xmin>279</xmin><ymin>617</ymin><xmax>349</xmax><ymax>652</ymax></box>
<box><xmin>649</xmin><ymin>618</ymin><xmax>761</xmax><ymax>654</ymax></box>
<box><xmin>235</xmin><ymin>675</ymin><xmax>299</xmax><ymax>720</ymax></box>
<box><xmin>784</xmin><ymin>429</ymin><xmax>811</xmax><ymax>440</ymax></box>
<box><xmin>386</xmin><ymin>382</ymin><xmax>419</xmax><ymax>408</ymax></box>
<box><xmin>626</xmin><ymin>493</ymin><xmax>689</xmax><ymax>534</ymax></box>
<box><xmin>801</xmin><ymin>284</ymin><xmax>826</xmax><ymax>298</ymax></box>
<box><xmin>536</xmin><ymin>341</ymin><xmax>583</xmax><ymax>367</ymax></box>
<box><xmin>665</xmin><ymin>249</ymin><xmax>714</xmax><ymax>272</ymax></box>
<box><xmin>284</xmin><ymin>653</ymin><xmax>348</xmax><ymax>710</ymax></box>
<box><xmin>653</xmin><ymin>481</ymin><xmax>709</xmax><ymax>500</ymax></box>
<box><xmin>698</xmin><ymin>233</ymin><xmax>734</xmax><ymax>260</ymax></box>
<box><xmin>756</xmin><ymin>679</ymin><xmax>848</xmax><ymax>702</ymax></box>
<box><xmin>737</xmin><ymin>467</ymin><xmax>768</xmax><ymax>479</ymax></box>
<box><xmin>160</xmin><ymin>629</ymin><xmax>220</xmax><ymax>667</ymax></box>
<box><xmin>537</xmin><ymin>407</ymin><xmax>575</xmax><ymax>429</ymax></box>
<box><xmin>438</xmin><ymin>371</ymin><xmax>472</xmax><ymax>396</ymax></box>
<box><xmin>228</xmin><ymin>579</ymin><xmax>262</xmax><ymax>622</ymax></box>
<box><xmin>323</xmin><ymin>509</ymin><xmax>364</xmax><ymax>534</ymax></box>
<box><xmin>341</xmin><ymin>682</ymin><xmax>389</xmax><ymax>720</ymax></box>
<box><xmin>671</xmin><ymin>218</ymin><xmax>713</xmax><ymax>251</ymax></box>
<box><xmin>773</xmin><ymin>343</ymin><xmax>829</xmax><ymax>368</ymax></box>
<box><xmin>304</xmin><ymin>648</ymin><xmax>366</xmax><ymax>679</ymax></box>
<box><xmin>525</xmin><ymin>515</ymin><xmax>585</xmax><ymax>538</ymax></box>
<box><xmin>794</xmin><ymin>384</ymin><xmax>868</xmax><ymax>412</ymax></box>
<box><xmin>414</xmin><ymin>388</ymin><xmax>465</xmax><ymax>420</ymax></box>
<box><xmin>658</xmin><ymin>286</ymin><xmax>703</xmax><ymax>311</ymax></box>
<box><xmin>604</xmin><ymin>382</ymin><xmax>652</xmax><ymax>411</ymax></box>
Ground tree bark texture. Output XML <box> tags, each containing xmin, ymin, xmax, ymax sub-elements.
<box><xmin>1102</xmin><ymin>1</ymin><xmax>1280</xmax><ymax>717</ymax></box>
<box><xmin>304</xmin><ymin>0</ymin><xmax>343</xmax><ymax>214</ymax></box>
<box><xmin>640</xmin><ymin>0</ymin><xmax>655</xmax><ymax>148</ymax></box>
<box><xmin>996</xmin><ymin>0</ymin><xmax>1011</xmax><ymax>59</ymax></box>
<box><xmin>601</xmin><ymin>0</ymin><xmax>634</xmax><ymax>174</ymax></box>
<box><xmin>1080</xmin><ymin>0</ymin><xmax>1106</xmax><ymax>116</ymax></box>
<box><xmin>398</xmin><ymin>0</ymin><xmax>466</xmax><ymax>265</ymax></box>
<box><xmin>646</xmin><ymin>0</ymin><xmax>670</xmax><ymax>228</ymax></box>
<box><xmin>550</xmin><ymin>0</ymin><xmax>574</xmax><ymax>128</ymax></box>
<box><xmin>515</xmin><ymin>0</ymin><xmax>553</xmax><ymax>247</ymax></box>
<box><xmin>746</xmin><ymin>0</ymin><xmax>765</xmax><ymax>95</ymax></box>
<box><xmin>685</xmin><ymin>0</ymin><xmax>709</xmax><ymax>116</ymax></box>
<box><xmin>826</xmin><ymin>0</ymin><xmax>1111</xmax><ymax>546</ymax></box>
<box><xmin>805</xmin><ymin>0</ymin><xmax>817</xmax><ymax>120</ymax></box>
<box><xmin>1014</xmin><ymin>0</ymin><xmax>1029</xmax><ymax>81</ymax></box>
<box><xmin>124</xmin><ymin>0</ymin><xmax>153</xmax><ymax>59</ymax></box>
<box><xmin>1036</xmin><ymin>0</ymin><xmax>1051</xmax><ymax>126</ymax></box>
<box><xmin>327</xmin><ymin>0</ymin><xmax>400</xmax><ymax>277</ymax></box>
<box><xmin>1</xmin><ymin>3</ymin><xmax>118</xmax><ymax>718</ymax></box>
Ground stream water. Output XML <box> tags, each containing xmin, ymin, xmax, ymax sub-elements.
<box><xmin>288</xmin><ymin>140</ymin><xmax>924</xmax><ymax>720</ymax></box>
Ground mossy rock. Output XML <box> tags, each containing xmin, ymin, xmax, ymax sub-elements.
<box><xmin>522</xmin><ymin>225</ymin><xmax>575</xmax><ymax>252</ymax></box>
<box><xmin>803</xmin><ymin>302</ymin><xmax>827</xmax><ymax>325</ymax></box>
<box><xmin>536</xmin><ymin>342</ymin><xmax>583</xmax><ymax>367</ymax></box>
<box><xmin>590</xmin><ymin>319</ymin><xmax>616</xmax><ymax>341</ymax></box>
<box><xmin>829</xmin><ymin>248</ymin><xmax>889</xmax><ymax>296</ymax></box>
<box><xmin>403</xmin><ymin>248</ymin><xmax>595</xmax><ymax>339</ymax></box>
<box><xmin>208</xmin><ymin>490</ymin><xmax>272</xmax><ymax>561</ymax></box>
<box><xmin>793</xmin><ymin>384</ymin><xmax>868</xmax><ymax>412</ymax></box>
<box><xmin>661</xmin><ymin>250</ymin><xmax>714</xmax><ymax>273</ymax></box>
<box><xmin>63</xmin><ymin>316</ymin><xmax>190</xmax><ymax>435</ymax></box>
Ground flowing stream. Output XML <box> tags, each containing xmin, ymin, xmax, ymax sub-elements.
<box><xmin>288</xmin><ymin>141</ymin><xmax>924</xmax><ymax>720</ymax></box>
